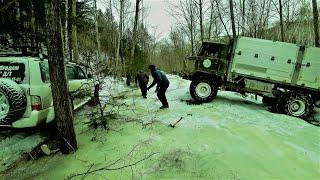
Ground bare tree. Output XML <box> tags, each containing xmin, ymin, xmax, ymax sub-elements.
<box><xmin>240</xmin><ymin>0</ymin><xmax>246</xmax><ymax>35</ymax></box>
<box><xmin>168</xmin><ymin>0</ymin><xmax>197</xmax><ymax>55</ymax></box>
<box><xmin>312</xmin><ymin>0</ymin><xmax>319</xmax><ymax>47</ymax></box>
<box><xmin>208</xmin><ymin>1</ymin><xmax>215</xmax><ymax>40</ymax></box>
<box><xmin>229</xmin><ymin>0</ymin><xmax>237</xmax><ymax>38</ymax></box>
<box><xmin>116</xmin><ymin>0</ymin><xmax>124</xmax><ymax>67</ymax></box>
<box><xmin>195</xmin><ymin>0</ymin><xmax>204</xmax><ymax>41</ymax></box>
<box><xmin>272</xmin><ymin>0</ymin><xmax>285</xmax><ymax>41</ymax></box>
<box><xmin>45</xmin><ymin>0</ymin><xmax>77</xmax><ymax>154</ymax></box>
<box><xmin>93</xmin><ymin>0</ymin><xmax>101</xmax><ymax>65</ymax></box>
<box><xmin>213</xmin><ymin>0</ymin><xmax>230</xmax><ymax>38</ymax></box>
<box><xmin>130</xmin><ymin>0</ymin><xmax>141</xmax><ymax>67</ymax></box>
<box><xmin>127</xmin><ymin>0</ymin><xmax>141</xmax><ymax>85</ymax></box>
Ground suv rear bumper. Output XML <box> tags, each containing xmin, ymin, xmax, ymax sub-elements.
<box><xmin>12</xmin><ymin>107</ymin><xmax>55</xmax><ymax>128</ymax></box>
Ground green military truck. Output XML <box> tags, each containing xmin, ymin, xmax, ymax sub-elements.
<box><xmin>183</xmin><ymin>36</ymin><xmax>320</xmax><ymax>119</ymax></box>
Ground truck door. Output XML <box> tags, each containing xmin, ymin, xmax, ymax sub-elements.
<box><xmin>296</xmin><ymin>47</ymin><xmax>320</xmax><ymax>90</ymax></box>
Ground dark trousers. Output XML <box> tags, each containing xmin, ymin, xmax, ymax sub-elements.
<box><xmin>139</xmin><ymin>83</ymin><xmax>147</xmax><ymax>97</ymax></box>
<box><xmin>157</xmin><ymin>84</ymin><xmax>169</xmax><ymax>107</ymax></box>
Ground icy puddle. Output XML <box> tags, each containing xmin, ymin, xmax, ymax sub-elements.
<box><xmin>1</xmin><ymin>75</ymin><xmax>319</xmax><ymax>179</ymax></box>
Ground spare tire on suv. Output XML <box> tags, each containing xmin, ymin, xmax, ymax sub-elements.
<box><xmin>0</xmin><ymin>78</ymin><xmax>27</xmax><ymax>124</ymax></box>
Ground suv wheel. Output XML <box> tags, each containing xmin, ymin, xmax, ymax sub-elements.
<box><xmin>284</xmin><ymin>92</ymin><xmax>313</xmax><ymax>119</ymax></box>
<box><xmin>190</xmin><ymin>78</ymin><xmax>218</xmax><ymax>103</ymax></box>
<box><xmin>0</xmin><ymin>78</ymin><xmax>27</xmax><ymax>124</ymax></box>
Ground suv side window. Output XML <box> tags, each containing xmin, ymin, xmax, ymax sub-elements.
<box><xmin>67</xmin><ymin>65</ymin><xmax>87</xmax><ymax>80</ymax></box>
<box><xmin>67</xmin><ymin>66</ymin><xmax>76</xmax><ymax>79</ymax></box>
<box><xmin>40</xmin><ymin>63</ymin><xmax>87</xmax><ymax>82</ymax></box>
<box><xmin>74</xmin><ymin>66</ymin><xmax>86</xmax><ymax>79</ymax></box>
<box><xmin>39</xmin><ymin>61</ymin><xmax>50</xmax><ymax>83</ymax></box>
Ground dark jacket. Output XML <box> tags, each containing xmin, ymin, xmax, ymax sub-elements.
<box><xmin>135</xmin><ymin>72</ymin><xmax>149</xmax><ymax>85</ymax></box>
<box><xmin>148</xmin><ymin>69</ymin><xmax>169</xmax><ymax>90</ymax></box>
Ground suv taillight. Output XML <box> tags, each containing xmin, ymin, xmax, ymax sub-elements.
<box><xmin>31</xmin><ymin>96</ymin><xmax>42</xmax><ymax>111</ymax></box>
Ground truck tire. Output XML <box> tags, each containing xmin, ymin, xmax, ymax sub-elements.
<box><xmin>0</xmin><ymin>78</ymin><xmax>27</xmax><ymax>124</ymax></box>
<box><xmin>315</xmin><ymin>100</ymin><xmax>320</xmax><ymax>108</ymax></box>
<box><xmin>190</xmin><ymin>77</ymin><xmax>218</xmax><ymax>103</ymax></box>
<box><xmin>283</xmin><ymin>92</ymin><xmax>313</xmax><ymax>119</ymax></box>
<box><xmin>262</xmin><ymin>96</ymin><xmax>275</xmax><ymax>106</ymax></box>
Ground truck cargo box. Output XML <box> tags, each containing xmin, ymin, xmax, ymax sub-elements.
<box><xmin>230</xmin><ymin>37</ymin><xmax>320</xmax><ymax>90</ymax></box>
<box><xmin>296</xmin><ymin>47</ymin><xmax>320</xmax><ymax>90</ymax></box>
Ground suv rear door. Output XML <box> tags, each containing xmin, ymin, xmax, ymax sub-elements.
<box><xmin>0</xmin><ymin>57</ymin><xmax>31</xmax><ymax>118</ymax></box>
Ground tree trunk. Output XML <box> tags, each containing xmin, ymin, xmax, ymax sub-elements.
<box><xmin>64</xmin><ymin>0</ymin><xmax>69</xmax><ymax>61</ymax></box>
<box><xmin>93</xmin><ymin>0</ymin><xmax>101</xmax><ymax>67</ymax></box>
<box><xmin>312</xmin><ymin>0</ymin><xmax>319</xmax><ymax>47</ymax></box>
<box><xmin>199</xmin><ymin>0</ymin><xmax>204</xmax><ymax>41</ymax></box>
<box><xmin>116</xmin><ymin>0</ymin><xmax>124</xmax><ymax>68</ymax></box>
<box><xmin>208</xmin><ymin>1</ymin><xmax>214</xmax><ymax>40</ymax></box>
<box><xmin>279</xmin><ymin>0</ymin><xmax>285</xmax><ymax>42</ymax></box>
<box><xmin>189</xmin><ymin>0</ymin><xmax>195</xmax><ymax>55</ymax></box>
<box><xmin>229</xmin><ymin>0</ymin><xmax>237</xmax><ymax>39</ymax></box>
<box><xmin>70</xmin><ymin>0</ymin><xmax>79</xmax><ymax>62</ymax></box>
<box><xmin>241</xmin><ymin>0</ymin><xmax>246</xmax><ymax>35</ymax></box>
<box><xmin>128</xmin><ymin>0</ymin><xmax>141</xmax><ymax>86</ymax></box>
<box><xmin>30</xmin><ymin>0</ymin><xmax>36</xmax><ymax>48</ymax></box>
<box><xmin>45</xmin><ymin>0</ymin><xmax>77</xmax><ymax>154</ymax></box>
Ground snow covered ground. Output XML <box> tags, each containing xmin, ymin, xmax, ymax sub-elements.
<box><xmin>1</xmin><ymin>75</ymin><xmax>319</xmax><ymax>179</ymax></box>
<box><xmin>0</xmin><ymin>131</ymin><xmax>46</xmax><ymax>172</ymax></box>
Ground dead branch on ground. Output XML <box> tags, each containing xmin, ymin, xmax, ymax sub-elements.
<box><xmin>67</xmin><ymin>140</ymin><xmax>158</xmax><ymax>180</ymax></box>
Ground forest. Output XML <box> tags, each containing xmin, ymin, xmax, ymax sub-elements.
<box><xmin>0</xmin><ymin>0</ymin><xmax>319</xmax><ymax>179</ymax></box>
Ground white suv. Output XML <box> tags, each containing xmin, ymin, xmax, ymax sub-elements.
<box><xmin>0</xmin><ymin>54</ymin><xmax>93</xmax><ymax>128</ymax></box>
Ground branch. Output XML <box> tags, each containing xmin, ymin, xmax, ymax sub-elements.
<box><xmin>67</xmin><ymin>152</ymin><xmax>158</xmax><ymax>179</ymax></box>
<box><xmin>0</xmin><ymin>0</ymin><xmax>17</xmax><ymax>12</ymax></box>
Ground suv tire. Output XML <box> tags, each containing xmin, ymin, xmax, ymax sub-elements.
<box><xmin>190</xmin><ymin>77</ymin><xmax>218</xmax><ymax>103</ymax></box>
<box><xmin>0</xmin><ymin>78</ymin><xmax>27</xmax><ymax>124</ymax></box>
<box><xmin>283</xmin><ymin>92</ymin><xmax>313</xmax><ymax>119</ymax></box>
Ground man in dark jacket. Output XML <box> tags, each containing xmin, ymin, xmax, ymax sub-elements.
<box><xmin>147</xmin><ymin>65</ymin><xmax>170</xmax><ymax>109</ymax></box>
<box><xmin>135</xmin><ymin>71</ymin><xmax>149</xmax><ymax>98</ymax></box>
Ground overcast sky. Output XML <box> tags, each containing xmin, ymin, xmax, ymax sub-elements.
<box><xmin>98</xmin><ymin>0</ymin><xmax>178</xmax><ymax>39</ymax></box>
<box><xmin>143</xmin><ymin>0</ymin><xmax>178</xmax><ymax>38</ymax></box>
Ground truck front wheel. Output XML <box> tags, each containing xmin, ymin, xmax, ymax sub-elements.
<box><xmin>190</xmin><ymin>78</ymin><xmax>218</xmax><ymax>103</ymax></box>
<box><xmin>284</xmin><ymin>92</ymin><xmax>313</xmax><ymax>119</ymax></box>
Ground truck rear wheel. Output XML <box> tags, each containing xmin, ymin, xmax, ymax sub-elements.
<box><xmin>284</xmin><ymin>92</ymin><xmax>313</xmax><ymax>119</ymax></box>
<box><xmin>190</xmin><ymin>78</ymin><xmax>218</xmax><ymax>103</ymax></box>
